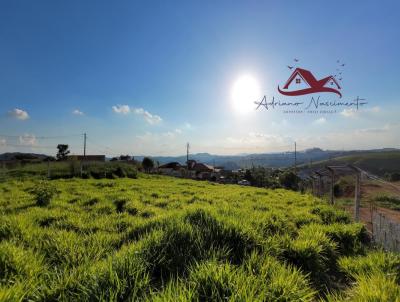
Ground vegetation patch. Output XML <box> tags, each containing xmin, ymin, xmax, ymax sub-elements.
<box><xmin>0</xmin><ymin>175</ymin><xmax>397</xmax><ymax>301</ymax></box>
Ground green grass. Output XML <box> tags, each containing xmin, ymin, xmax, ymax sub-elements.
<box><xmin>373</xmin><ymin>194</ymin><xmax>400</xmax><ymax>211</ymax></box>
<box><xmin>0</xmin><ymin>161</ymin><xmax>138</xmax><ymax>180</ymax></box>
<box><xmin>0</xmin><ymin>175</ymin><xmax>398</xmax><ymax>301</ymax></box>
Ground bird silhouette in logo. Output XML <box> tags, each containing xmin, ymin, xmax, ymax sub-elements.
<box><xmin>287</xmin><ymin>65</ymin><xmax>294</xmax><ymax>70</ymax></box>
<box><xmin>341</xmin><ymin>63</ymin><xmax>345</xmax><ymax>67</ymax></box>
<box><xmin>294</xmin><ymin>58</ymin><xmax>299</xmax><ymax>62</ymax></box>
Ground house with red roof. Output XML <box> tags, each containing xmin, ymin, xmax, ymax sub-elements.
<box><xmin>278</xmin><ymin>67</ymin><xmax>342</xmax><ymax>97</ymax></box>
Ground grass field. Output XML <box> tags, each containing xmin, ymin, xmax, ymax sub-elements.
<box><xmin>1</xmin><ymin>175</ymin><xmax>399</xmax><ymax>301</ymax></box>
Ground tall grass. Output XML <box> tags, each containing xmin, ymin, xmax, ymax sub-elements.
<box><xmin>0</xmin><ymin>175</ymin><xmax>397</xmax><ymax>301</ymax></box>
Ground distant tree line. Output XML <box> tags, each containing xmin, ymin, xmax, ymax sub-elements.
<box><xmin>242</xmin><ymin>167</ymin><xmax>302</xmax><ymax>191</ymax></box>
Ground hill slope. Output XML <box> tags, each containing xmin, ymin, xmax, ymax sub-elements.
<box><xmin>300</xmin><ymin>150</ymin><xmax>400</xmax><ymax>176</ymax></box>
<box><xmin>136</xmin><ymin>148</ymin><xmax>399</xmax><ymax>170</ymax></box>
<box><xmin>0</xmin><ymin>175</ymin><xmax>399</xmax><ymax>301</ymax></box>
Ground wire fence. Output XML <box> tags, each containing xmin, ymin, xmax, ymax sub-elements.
<box><xmin>372</xmin><ymin>211</ymin><xmax>400</xmax><ymax>253</ymax></box>
<box><xmin>307</xmin><ymin>165</ymin><xmax>400</xmax><ymax>253</ymax></box>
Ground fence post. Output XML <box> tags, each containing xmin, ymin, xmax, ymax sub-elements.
<box><xmin>326</xmin><ymin>167</ymin><xmax>334</xmax><ymax>205</ymax></box>
<box><xmin>311</xmin><ymin>177</ymin><xmax>315</xmax><ymax>195</ymax></box>
<box><xmin>315</xmin><ymin>172</ymin><xmax>323</xmax><ymax>198</ymax></box>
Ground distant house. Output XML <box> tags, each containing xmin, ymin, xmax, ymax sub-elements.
<box><xmin>190</xmin><ymin>161</ymin><xmax>221</xmax><ymax>180</ymax></box>
<box><xmin>67</xmin><ymin>155</ymin><xmax>105</xmax><ymax>162</ymax></box>
<box><xmin>158</xmin><ymin>162</ymin><xmax>185</xmax><ymax>177</ymax></box>
<box><xmin>158</xmin><ymin>160</ymin><xmax>223</xmax><ymax>180</ymax></box>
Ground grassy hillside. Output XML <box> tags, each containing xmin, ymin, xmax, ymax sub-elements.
<box><xmin>0</xmin><ymin>176</ymin><xmax>399</xmax><ymax>301</ymax></box>
<box><xmin>301</xmin><ymin>150</ymin><xmax>400</xmax><ymax>176</ymax></box>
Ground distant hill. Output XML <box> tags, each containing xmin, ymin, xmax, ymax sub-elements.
<box><xmin>4</xmin><ymin>149</ymin><xmax>399</xmax><ymax>173</ymax></box>
<box><xmin>299</xmin><ymin>150</ymin><xmax>400</xmax><ymax>177</ymax></box>
<box><xmin>135</xmin><ymin>148</ymin><xmax>400</xmax><ymax>170</ymax></box>
<box><xmin>0</xmin><ymin>152</ymin><xmax>49</xmax><ymax>161</ymax></box>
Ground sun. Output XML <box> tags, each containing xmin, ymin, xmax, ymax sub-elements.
<box><xmin>231</xmin><ymin>74</ymin><xmax>261</xmax><ymax>113</ymax></box>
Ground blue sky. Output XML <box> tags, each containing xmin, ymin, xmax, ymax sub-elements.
<box><xmin>1</xmin><ymin>0</ymin><xmax>399</xmax><ymax>156</ymax></box>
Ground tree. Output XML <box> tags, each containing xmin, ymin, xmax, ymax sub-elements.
<box><xmin>278</xmin><ymin>171</ymin><xmax>301</xmax><ymax>191</ymax></box>
<box><xmin>142</xmin><ymin>157</ymin><xmax>154</xmax><ymax>173</ymax></box>
<box><xmin>243</xmin><ymin>169</ymin><xmax>254</xmax><ymax>185</ymax></box>
<box><xmin>120</xmin><ymin>155</ymin><xmax>133</xmax><ymax>161</ymax></box>
<box><xmin>56</xmin><ymin>144</ymin><xmax>70</xmax><ymax>161</ymax></box>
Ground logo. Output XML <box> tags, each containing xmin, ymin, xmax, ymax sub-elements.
<box><xmin>255</xmin><ymin>59</ymin><xmax>367</xmax><ymax>114</ymax></box>
<box><xmin>278</xmin><ymin>67</ymin><xmax>342</xmax><ymax>98</ymax></box>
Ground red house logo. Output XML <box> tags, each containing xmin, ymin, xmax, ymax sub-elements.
<box><xmin>278</xmin><ymin>68</ymin><xmax>342</xmax><ymax>98</ymax></box>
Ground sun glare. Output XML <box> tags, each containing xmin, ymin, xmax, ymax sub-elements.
<box><xmin>231</xmin><ymin>74</ymin><xmax>261</xmax><ymax>113</ymax></box>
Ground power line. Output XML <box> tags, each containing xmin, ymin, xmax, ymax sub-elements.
<box><xmin>0</xmin><ymin>134</ymin><xmax>83</xmax><ymax>139</ymax></box>
<box><xmin>1</xmin><ymin>144</ymin><xmax>79</xmax><ymax>150</ymax></box>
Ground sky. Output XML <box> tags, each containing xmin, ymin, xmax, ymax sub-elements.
<box><xmin>1</xmin><ymin>0</ymin><xmax>400</xmax><ymax>157</ymax></box>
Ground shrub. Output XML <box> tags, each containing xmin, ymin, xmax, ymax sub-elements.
<box><xmin>387</xmin><ymin>172</ymin><xmax>400</xmax><ymax>182</ymax></box>
<box><xmin>0</xmin><ymin>241</ymin><xmax>44</xmax><ymax>286</ymax></box>
<box><xmin>151</xmin><ymin>258</ymin><xmax>315</xmax><ymax>302</ymax></box>
<box><xmin>301</xmin><ymin>223</ymin><xmax>369</xmax><ymax>256</ymax></box>
<box><xmin>340</xmin><ymin>272</ymin><xmax>400</xmax><ymax>302</ymax></box>
<box><xmin>81</xmin><ymin>171</ymin><xmax>90</xmax><ymax>179</ymax></box>
<box><xmin>185</xmin><ymin>209</ymin><xmax>259</xmax><ymax>264</ymax></box>
<box><xmin>32</xmin><ymin>180</ymin><xmax>56</xmax><ymax>206</ymax></box>
<box><xmin>114</xmin><ymin>199</ymin><xmax>127</xmax><ymax>213</ymax></box>
<box><xmin>311</xmin><ymin>205</ymin><xmax>350</xmax><ymax>224</ymax></box>
<box><xmin>338</xmin><ymin>251</ymin><xmax>400</xmax><ymax>281</ymax></box>
<box><xmin>282</xmin><ymin>226</ymin><xmax>338</xmax><ymax>287</ymax></box>
<box><xmin>114</xmin><ymin>166</ymin><xmax>127</xmax><ymax>178</ymax></box>
<box><xmin>139</xmin><ymin>224</ymin><xmax>200</xmax><ymax>281</ymax></box>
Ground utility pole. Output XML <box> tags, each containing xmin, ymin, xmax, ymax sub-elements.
<box><xmin>294</xmin><ymin>141</ymin><xmax>297</xmax><ymax>173</ymax></box>
<box><xmin>186</xmin><ymin>142</ymin><xmax>190</xmax><ymax>167</ymax></box>
<box><xmin>83</xmin><ymin>133</ymin><xmax>87</xmax><ymax>158</ymax></box>
<box><xmin>81</xmin><ymin>133</ymin><xmax>87</xmax><ymax>178</ymax></box>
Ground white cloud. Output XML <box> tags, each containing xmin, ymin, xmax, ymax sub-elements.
<box><xmin>72</xmin><ymin>109</ymin><xmax>84</xmax><ymax>116</ymax></box>
<box><xmin>133</xmin><ymin>108</ymin><xmax>162</xmax><ymax>125</ymax></box>
<box><xmin>367</xmin><ymin>106</ymin><xmax>381</xmax><ymax>113</ymax></box>
<box><xmin>313</xmin><ymin>117</ymin><xmax>326</xmax><ymax>125</ymax></box>
<box><xmin>137</xmin><ymin>128</ymin><xmax>183</xmax><ymax>141</ymax></box>
<box><xmin>8</xmin><ymin>108</ymin><xmax>29</xmax><ymax>120</ymax></box>
<box><xmin>19</xmin><ymin>134</ymin><xmax>36</xmax><ymax>146</ymax></box>
<box><xmin>356</xmin><ymin>124</ymin><xmax>390</xmax><ymax>134</ymax></box>
<box><xmin>271</xmin><ymin>119</ymin><xmax>289</xmax><ymax>127</ymax></box>
<box><xmin>224</xmin><ymin>132</ymin><xmax>293</xmax><ymax>152</ymax></box>
<box><xmin>341</xmin><ymin>106</ymin><xmax>381</xmax><ymax>118</ymax></box>
<box><xmin>112</xmin><ymin>104</ymin><xmax>131</xmax><ymax>115</ymax></box>
<box><xmin>112</xmin><ymin>105</ymin><xmax>162</xmax><ymax>125</ymax></box>
<box><xmin>340</xmin><ymin>108</ymin><xmax>357</xmax><ymax>118</ymax></box>
<box><xmin>0</xmin><ymin>138</ymin><xmax>6</xmax><ymax>146</ymax></box>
